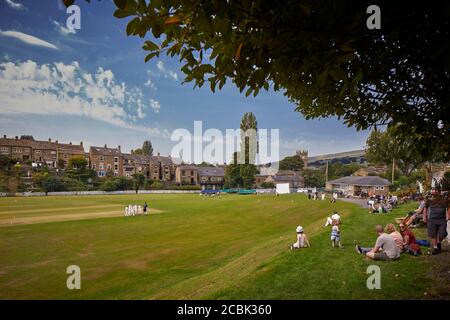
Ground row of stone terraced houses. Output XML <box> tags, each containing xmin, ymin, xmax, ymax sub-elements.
<box><xmin>0</xmin><ymin>135</ymin><xmax>305</xmax><ymax>190</ymax></box>
<box><xmin>0</xmin><ymin>135</ymin><xmax>224</xmax><ymax>189</ymax></box>
<box><xmin>0</xmin><ymin>135</ymin><xmax>177</xmax><ymax>182</ymax></box>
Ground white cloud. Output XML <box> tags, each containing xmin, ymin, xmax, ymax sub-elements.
<box><xmin>0</xmin><ymin>30</ymin><xmax>58</xmax><ymax>49</ymax></box>
<box><xmin>168</xmin><ymin>70</ymin><xmax>178</xmax><ymax>81</ymax></box>
<box><xmin>156</xmin><ymin>60</ymin><xmax>178</xmax><ymax>81</ymax></box>
<box><xmin>144</xmin><ymin>70</ymin><xmax>157</xmax><ymax>90</ymax></box>
<box><xmin>156</xmin><ymin>60</ymin><xmax>165</xmax><ymax>72</ymax></box>
<box><xmin>5</xmin><ymin>0</ymin><xmax>24</xmax><ymax>10</ymax></box>
<box><xmin>149</xmin><ymin>99</ymin><xmax>161</xmax><ymax>113</ymax></box>
<box><xmin>144</xmin><ymin>79</ymin><xmax>156</xmax><ymax>89</ymax></box>
<box><xmin>0</xmin><ymin>60</ymin><xmax>166</xmax><ymax>137</ymax></box>
<box><xmin>53</xmin><ymin>20</ymin><xmax>76</xmax><ymax>36</ymax></box>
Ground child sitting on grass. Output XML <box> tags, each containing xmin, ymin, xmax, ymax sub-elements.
<box><xmin>331</xmin><ymin>219</ymin><xmax>343</xmax><ymax>248</ymax></box>
<box><xmin>290</xmin><ymin>226</ymin><xmax>310</xmax><ymax>250</ymax></box>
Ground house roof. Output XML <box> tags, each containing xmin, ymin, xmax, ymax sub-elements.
<box><xmin>328</xmin><ymin>176</ymin><xmax>390</xmax><ymax>186</ymax></box>
<box><xmin>198</xmin><ymin>167</ymin><xmax>225</xmax><ymax>177</ymax></box>
<box><xmin>153</xmin><ymin>155</ymin><xmax>174</xmax><ymax>166</ymax></box>
<box><xmin>90</xmin><ymin>146</ymin><xmax>121</xmax><ymax>156</ymax></box>
<box><xmin>0</xmin><ymin>137</ymin><xmax>84</xmax><ymax>152</ymax></box>
<box><xmin>176</xmin><ymin>165</ymin><xmax>198</xmax><ymax>170</ymax></box>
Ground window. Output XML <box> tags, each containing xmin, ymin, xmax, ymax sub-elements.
<box><xmin>114</xmin><ymin>164</ymin><xmax>118</xmax><ymax>171</ymax></box>
<box><xmin>114</xmin><ymin>157</ymin><xmax>118</xmax><ymax>163</ymax></box>
<box><xmin>100</xmin><ymin>156</ymin><xmax>104</xmax><ymax>161</ymax></box>
<box><xmin>0</xmin><ymin>147</ymin><xmax>8</xmax><ymax>152</ymax></box>
<box><xmin>50</xmin><ymin>151</ymin><xmax>56</xmax><ymax>155</ymax></box>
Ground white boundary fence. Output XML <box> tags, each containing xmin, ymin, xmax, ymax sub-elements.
<box><xmin>1</xmin><ymin>190</ymin><xmax>200</xmax><ymax>197</ymax></box>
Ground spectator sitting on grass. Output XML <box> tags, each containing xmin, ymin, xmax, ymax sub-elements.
<box><xmin>354</xmin><ymin>225</ymin><xmax>401</xmax><ymax>261</ymax></box>
<box><xmin>324</xmin><ymin>211</ymin><xmax>341</xmax><ymax>227</ymax></box>
<box><xmin>290</xmin><ymin>226</ymin><xmax>310</xmax><ymax>250</ymax></box>
<box><xmin>385</xmin><ymin>223</ymin><xmax>404</xmax><ymax>251</ymax></box>
<box><xmin>399</xmin><ymin>223</ymin><xmax>421</xmax><ymax>256</ymax></box>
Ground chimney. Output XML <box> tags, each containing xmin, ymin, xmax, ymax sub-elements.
<box><xmin>80</xmin><ymin>141</ymin><xmax>83</xmax><ymax>146</ymax></box>
<box><xmin>3</xmin><ymin>135</ymin><xmax>6</xmax><ymax>139</ymax></box>
<box><xmin>69</xmin><ymin>142</ymin><xmax>72</xmax><ymax>145</ymax></box>
<box><xmin>104</xmin><ymin>144</ymin><xmax>107</xmax><ymax>148</ymax></box>
<box><xmin>15</xmin><ymin>136</ymin><xmax>18</xmax><ymax>140</ymax></box>
<box><xmin>55</xmin><ymin>140</ymin><xmax>58</xmax><ymax>144</ymax></box>
<box><xmin>118</xmin><ymin>145</ymin><xmax>121</xmax><ymax>151</ymax></box>
<box><xmin>48</xmin><ymin>138</ymin><xmax>51</xmax><ymax>142</ymax></box>
<box><xmin>157</xmin><ymin>152</ymin><xmax>160</xmax><ymax>156</ymax></box>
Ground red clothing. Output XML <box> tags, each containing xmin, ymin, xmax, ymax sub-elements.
<box><xmin>401</xmin><ymin>229</ymin><xmax>420</xmax><ymax>252</ymax></box>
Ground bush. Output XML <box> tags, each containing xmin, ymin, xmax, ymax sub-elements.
<box><xmin>148</xmin><ymin>181</ymin><xmax>164</xmax><ymax>190</ymax></box>
<box><xmin>260</xmin><ymin>182</ymin><xmax>275</xmax><ymax>189</ymax></box>
<box><xmin>99</xmin><ymin>177</ymin><xmax>133</xmax><ymax>191</ymax></box>
<box><xmin>60</xmin><ymin>177</ymin><xmax>87</xmax><ymax>191</ymax></box>
<box><xmin>170</xmin><ymin>185</ymin><xmax>202</xmax><ymax>190</ymax></box>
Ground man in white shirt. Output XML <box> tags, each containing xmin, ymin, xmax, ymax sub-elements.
<box><xmin>324</xmin><ymin>211</ymin><xmax>341</xmax><ymax>227</ymax></box>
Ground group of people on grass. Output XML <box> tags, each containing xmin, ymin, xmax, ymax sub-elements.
<box><xmin>290</xmin><ymin>187</ymin><xmax>449</xmax><ymax>259</ymax></box>
<box><xmin>307</xmin><ymin>191</ymin><xmax>338</xmax><ymax>202</ymax></box>
<box><xmin>124</xmin><ymin>202</ymin><xmax>148</xmax><ymax>216</ymax></box>
<box><xmin>354</xmin><ymin>223</ymin><xmax>422</xmax><ymax>261</ymax></box>
<box><xmin>367</xmin><ymin>194</ymin><xmax>398</xmax><ymax>214</ymax></box>
<box><xmin>290</xmin><ymin>211</ymin><xmax>342</xmax><ymax>250</ymax></box>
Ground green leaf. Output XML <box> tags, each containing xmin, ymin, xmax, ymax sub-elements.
<box><xmin>126</xmin><ymin>18</ymin><xmax>139</xmax><ymax>36</ymax></box>
<box><xmin>113</xmin><ymin>0</ymin><xmax>126</xmax><ymax>10</ymax></box>
<box><xmin>145</xmin><ymin>52</ymin><xmax>158</xmax><ymax>62</ymax></box>
<box><xmin>113</xmin><ymin>9</ymin><xmax>134</xmax><ymax>19</ymax></box>
<box><xmin>143</xmin><ymin>40</ymin><xmax>159</xmax><ymax>51</ymax></box>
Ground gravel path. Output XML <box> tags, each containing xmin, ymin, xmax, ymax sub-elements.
<box><xmin>338</xmin><ymin>197</ymin><xmax>368</xmax><ymax>208</ymax></box>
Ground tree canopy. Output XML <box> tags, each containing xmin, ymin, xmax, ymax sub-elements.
<box><xmin>279</xmin><ymin>155</ymin><xmax>304</xmax><ymax>171</ymax></box>
<box><xmin>105</xmin><ymin>0</ymin><xmax>450</xmax><ymax>158</ymax></box>
<box><xmin>365</xmin><ymin>128</ymin><xmax>426</xmax><ymax>176</ymax></box>
<box><xmin>132</xmin><ymin>140</ymin><xmax>154</xmax><ymax>156</ymax></box>
<box><xmin>64</xmin><ymin>0</ymin><xmax>449</xmax><ymax>159</ymax></box>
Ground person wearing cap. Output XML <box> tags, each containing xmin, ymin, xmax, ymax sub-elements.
<box><xmin>290</xmin><ymin>226</ymin><xmax>310</xmax><ymax>249</ymax></box>
<box><xmin>423</xmin><ymin>187</ymin><xmax>449</xmax><ymax>255</ymax></box>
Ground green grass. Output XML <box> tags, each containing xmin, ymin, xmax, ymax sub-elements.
<box><xmin>0</xmin><ymin>194</ymin><xmax>441</xmax><ymax>299</ymax></box>
<box><xmin>208</xmin><ymin>202</ymin><xmax>432</xmax><ymax>300</ymax></box>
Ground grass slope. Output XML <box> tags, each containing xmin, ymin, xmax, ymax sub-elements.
<box><xmin>0</xmin><ymin>194</ymin><xmax>349</xmax><ymax>299</ymax></box>
<box><xmin>209</xmin><ymin>203</ymin><xmax>435</xmax><ymax>300</ymax></box>
<box><xmin>0</xmin><ymin>194</ymin><xmax>445</xmax><ymax>299</ymax></box>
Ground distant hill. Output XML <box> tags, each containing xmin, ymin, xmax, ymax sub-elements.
<box><xmin>308</xmin><ymin>149</ymin><xmax>365</xmax><ymax>162</ymax></box>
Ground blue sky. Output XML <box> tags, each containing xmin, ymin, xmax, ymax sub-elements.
<box><xmin>0</xmin><ymin>0</ymin><xmax>369</xmax><ymax>159</ymax></box>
